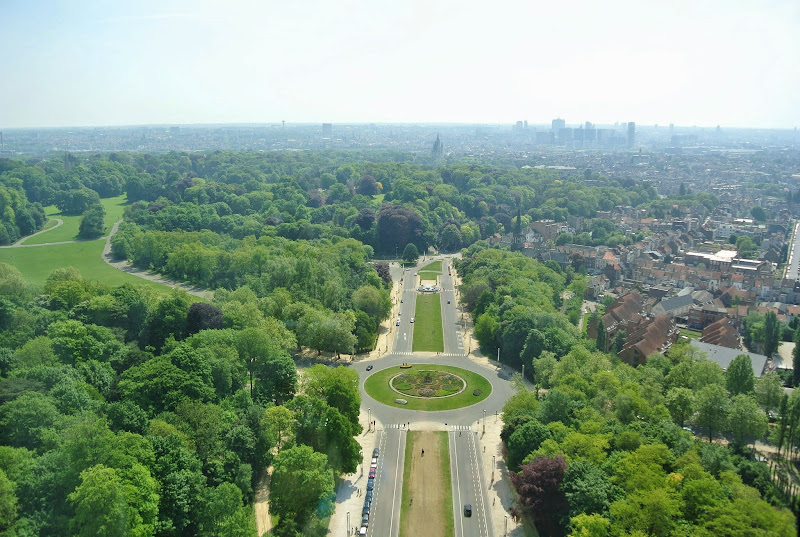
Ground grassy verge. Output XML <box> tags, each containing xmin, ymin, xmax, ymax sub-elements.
<box><xmin>399</xmin><ymin>432</ymin><xmax>453</xmax><ymax>537</ymax></box>
<box><xmin>22</xmin><ymin>194</ymin><xmax>128</xmax><ymax>244</ymax></box>
<box><xmin>363</xmin><ymin>364</ymin><xmax>491</xmax><ymax>411</ymax></box>
<box><xmin>420</xmin><ymin>260</ymin><xmax>442</xmax><ymax>272</ymax></box>
<box><xmin>418</xmin><ymin>271</ymin><xmax>439</xmax><ymax>282</ymax></box>
<box><xmin>0</xmin><ymin>239</ymin><xmax>175</xmax><ymax>294</ymax></box>
<box><xmin>413</xmin><ymin>293</ymin><xmax>443</xmax><ymax>352</ymax></box>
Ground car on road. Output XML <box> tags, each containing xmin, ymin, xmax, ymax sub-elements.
<box><xmin>362</xmin><ymin>505</ymin><xmax>370</xmax><ymax>516</ymax></box>
<box><xmin>371</xmin><ymin>457</ymin><xmax>378</xmax><ymax>464</ymax></box>
<box><xmin>365</xmin><ymin>491</ymin><xmax>373</xmax><ymax>502</ymax></box>
<box><xmin>369</xmin><ymin>469</ymin><xmax>376</xmax><ymax>478</ymax></box>
<box><xmin>396</xmin><ymin>319</ymin><xmax>400</xmax><ymax>326</ymax></box>
<box><xmin>372</xmin><ymin>448</ymin><xmax>379</xmax><ymax>457</ymax></box>
<box><xmin>410</xmin><ymin>317</ymin><xmax>414</xmax><ymax>323</ymax></box>
<box><xmin>362</xmin><ymin>515</ymin><xmax>369</xmax><ymax>526</ymax></box>
<box><xmin>447</xmin><ymin>300</ymin><xmax>450</xmax><ymax>304</ymax></box>
<box><xmin>359</xmin><ymin>526</ymin><xmax>367</xmax><ymax>536</ymax></box>
<box><xmin>464</xmin><ymin>504</ymin><xmax>472</xmax><ymax>517</ymax></box>
<box><xmin>366</xmin><ymin>365</ymin><xmax>373</xmax><ymax>371</ymax></box>
<box><xmin>366</xmin><ymin>479</ymin><xmax>374</xmax><ymax>491</ymax></box>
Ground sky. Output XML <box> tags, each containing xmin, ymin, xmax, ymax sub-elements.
<box><xmin>1</xmin><ymin>0</ymin><xmax>798</xmax><ymax>129</ymax></box>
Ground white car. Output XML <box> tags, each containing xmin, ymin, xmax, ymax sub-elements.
<box><xmin>359</xmin><ymin>526</ymin><xmax>367</xmax><ymax>535</ymax></box>
<box><xmin>410</xmin><ymin>318</ymin><xmax>415</xmax><ymax>323</ymax></box>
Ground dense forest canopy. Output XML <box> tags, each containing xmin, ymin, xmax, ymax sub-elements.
<box><xmin>2</xmin><ymin>149</ymin><xmax>789</xmax><ymax>537</ymax></box>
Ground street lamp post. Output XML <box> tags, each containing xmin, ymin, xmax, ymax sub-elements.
<box><xmin>521</xmin><ymin>364</ymin><xmax>525</xmax><ymax>382</ymax></box>
<box><xmin>368</xmin><ymin>408</ymin><xmax>371</xmax><ymax>432</ymax></box>
<box><xmin>505</xmin><ymin>515</ymin><xmax>508</xmax><ymax>536</ymax></box>
<box><xmin>492</xmin><ymin>455</ymin><xmax>496</xmax><ymax>482</ymax></box>
<box><xmin>483</xmin><ymin>409</ymin><xmax>486</xmax><ymax>434</ymax></box>
<box><xmin>346</xmin><ymin>512</ymin><xmax>350</xmax><ymax>537</ymax></box>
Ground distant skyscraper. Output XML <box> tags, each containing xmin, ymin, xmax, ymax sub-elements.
<box><xmin>432</xmin><ymin>134</ymin><xmax>443</xmax><ymax>159</ymax></box>
<box><xmin>627</xmin><ymin>122</ymin><xmax>636</xmax><ymax>147</ymax></box>
<box><xmin>552</xmin><ymin>118</ymin><xmax>565</xmax><ymax>131</ymax></box>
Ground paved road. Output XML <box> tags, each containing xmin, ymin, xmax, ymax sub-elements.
<box><xmin>355</xmin><ymin>255</ymin><xmax>507</xmax><ymax>537</ymax></box>
<box><xmin>367</xmin><ymin>427</ymin><xmax>406</xmax><ymax>537</ymax></box>
<box><xmin>450</xmin><ymin>427</ymin><xmax>493</xmax><ymax>537</ymax></box>
<box><xmin>786</xmin><ymin>222</ymin><xmax>800</xmax><ymax>280</ymax></box>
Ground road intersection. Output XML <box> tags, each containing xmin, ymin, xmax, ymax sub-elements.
<box><xmin>353</xmin><ymin>257</ymin><xmax>513</xmax><ymax>537</ymax></box>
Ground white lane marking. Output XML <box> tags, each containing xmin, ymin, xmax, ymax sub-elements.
<box><xmin>469</xmin><ymin>432</ymin><xmax>491</xmax><ymax>537</ymax></box>
<box><xmin>451</xmin><ymin>432</ymin><xmax>465</xmax><ymax>537</ymax></box>
<box><xmin>388</xmin><ymin>430</ymin><xmax>404</xmax><ymax>537</ymax></box>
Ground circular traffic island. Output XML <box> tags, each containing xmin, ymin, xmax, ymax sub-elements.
<box><xmin>364</xmin><ymin>364</ymin><xmax>492</xmax><ymax>411</ymax></box>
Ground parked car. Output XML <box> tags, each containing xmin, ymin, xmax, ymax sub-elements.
<box><xmin>369</xmin><ymin>469</ymin><xmax>376</xmax><ymax>478</ymax></box>
<box><xmin>367</xmin><ymin>479</ymin><xmax>374</xmax><ymax>491</ymax></box>
<box><xmin>373</xmin><ymin>448</ymin><xmax>379</xmax><ymax>457</ymax></box>
<box><xmin>366</xmin><ymin>365</ymin><xmax>373</xmax><ymax>371</ymax></box>
<box><xmin>410</xmin><ymin>317</ymin><xmax>415</xmax><ymax>323</ymax></box>
<box><xmin>396</xmin><ymin>319</ymin><xmax>400</xmax><ymax>326</ymax></box>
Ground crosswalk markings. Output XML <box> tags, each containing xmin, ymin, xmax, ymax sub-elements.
<box><xmin>392</xmin><ymin>352</ymin><xmax>466</xmax><ymax>357</ymax></box>
<box><xmin>450</xmin><ymin>425</ymin><xmax>472</xmax><ymax>431</ymax></box>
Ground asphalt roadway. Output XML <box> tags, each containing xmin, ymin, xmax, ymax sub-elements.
<box><xmin>360</xmin><ymin>257</ymin><xmax>510</xmax><ymax>537</ymax></box>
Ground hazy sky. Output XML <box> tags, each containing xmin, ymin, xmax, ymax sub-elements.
<box><xmin>1</xmin><ymin>0</ymin><xmax>798</xmax><ymax>129</ymax></box>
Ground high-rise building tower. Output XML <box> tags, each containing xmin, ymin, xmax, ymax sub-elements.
<box><xmin>552</xmin><ymin>118</ymin><xmax>566</xmax><ymax>131</ymax></box>
<box><xmin>627</xmin><ymin>122</ymin><xmax>636</xmax><ymax>147</ymax></box>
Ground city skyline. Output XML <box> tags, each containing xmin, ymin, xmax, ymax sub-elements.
<box><xmin>1</xmin><ymin>0</ymin><xmax>799</xmax><ymax>130</ymax></box>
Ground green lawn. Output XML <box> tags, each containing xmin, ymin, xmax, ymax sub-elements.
<box><xmin>418</xmin><ymin>271</ymin><xmax>439</xmax><ymax>282</ymax></box>
<box><xmin>363</xmin><ymin>364</ymin><xmax>491</xmax><ymax>411</ymax></box>
<box><xmin>22</xmin><ymin>194</ymin><xmax>127</xmax><ymax>245</ymax></box>
<box><xmin>680</xmin><ymin>328</ymin><xmax>703</xmax><ymax>340</ymax></box>
<box><xmin>413</xmin><ymin>294</ymin><xmax>443</xmax><ymax>352</ymax></box>
<box><xmin>0</xmin><ymin>239</ymin><xmax>174</xmax><ymax>294</ymax></box>
<box><xmin>420</xmin><ymin>260</ymin><xmax>442</xmax><ymax>272</ymax></box>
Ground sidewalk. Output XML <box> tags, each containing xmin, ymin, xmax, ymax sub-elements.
<box><xmin>327</xmin><ymin>409</ymin><xmax>384</xmax><ymax>536</ymax></box>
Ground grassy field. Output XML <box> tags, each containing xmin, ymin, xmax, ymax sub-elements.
<box><xmin>22</xmin><ymin>194</ymin><xmax>127</xmax><ymax>245</ymax></box>
<box><xmin>0</xmin><ymin>239</ymin><xmax>173</xmax><ymax>294</ymax></box>
<box><xmin>680</xmin><ymin>328</ymin><xmax>703</xmax><ymax>340</ymax></box>
<box><xmin>413</xmin><ymin>293</ymin><xmax>444</xmax><ymax>352</ymax></box>
<box><xmin>399</xmin><ymin>432</ymin><xmax>453</xmax><ymax>537</ymax></box>
<box><xmin>363</xmin><ymin>364</ymin><xmax>491</xmax><ymax>411</ymax></box>
<box><xmin>420</xmin><ymin>260</ymin><xmax>442</xmax><ymax>272</ymax></box>
<box><xmin>418</xmin><ymin>271</ymin><xmax>439</xmax><ymax>282</ymax></box>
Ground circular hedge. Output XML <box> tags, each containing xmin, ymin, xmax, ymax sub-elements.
<box><xmin>364</xmin><ymin>364</ymin><xmax>492</xmax><ymax>411</ymax></box>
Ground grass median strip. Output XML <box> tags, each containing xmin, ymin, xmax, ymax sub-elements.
<box><xmin>420</xmin><ymin>260</ymin><xmax>442</xmax><ymax>272</ymax></box>
<box><xmin>399</xmin><ymin>431</ymin><xmax>453</xmax><ymax>537</ymax></box>
<box><xmin>412</xmin><ymin>293</ymin><xmax>443</xmax><ymax>352</ymax></box>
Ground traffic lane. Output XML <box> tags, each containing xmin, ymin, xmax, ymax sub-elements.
<box><xmin>368</xmin><ymin>428</ymin><xmax>406</xmax><ymax>537</ymax></box>
<box><xmin>450</xmin><ymin>430</ymin><xmax>491</xmax><ymax>537</ymax></box>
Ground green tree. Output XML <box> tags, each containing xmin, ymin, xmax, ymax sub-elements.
<box><xmin>560</xmin><ymin>459</ymin><xmax>620</xmax><ymax>519</ymax></box>
<box><xmin>270</xmin><ymin>445</ymin><xmax>335</xmax><ymax>524</ymax></box>
<box><xmin>595</xmin><ymin>318</ymin><xmax>606</xmax><ymax>352</ymax></box>
<box><xmin>262</xmin><ymin>405</ymin><xmax>295</xmax><ymax>452</ymax></box>
<box><xmin>140</xmin><ymin>290</ymin><xmax>190</xmax><ymax>351</ymax></box>
<box><xmin>609</xmin><ymin>488</ymin><xmax>682</xmax><ymax>537</ymax></box>
<box><xmin>750</xmin><ymin>206</ymin><xmax>767</xmax><ymax>222</ymax></box>
<box><xmin>352</xmin><ymin>285</ymin><xmax>391</xmax><ymax>321</ymax></box>
<box><xmin>507</xmin><ymin>419</ymin><xmax>550</xmax><ymax>471</ymax></box>
<box><xmin>612</xmin><ymin>330</ymin><xmax>626</xmax><ymax>354</ymax></box>
<box><xmin>665</xmin><ymin>387</ymin><xmax>695</xmax><ymax>427</ymax></box>
<box><xmin>763</xmin><ymin>311</ymin><xmax>780</xmax><ymax>358</ymax></box>
<box><xmin>78</xmin><ymin>203</ymin><xmax>106</xmax><ymax>239</ymax></box>
<box><xmin>0</xmin><ymin>468</ymin><xmax>18</xmax><ymax>536</ymax></box>
<box><xmin>754</xmin><ymin>371</ymin><xmax>782</xmax><ymax>417</ymax></box>
<box><xmin>302</xmin><ymin>364</ymin><xmax>361</xmax><ymax>429</ymax></box>
<box><xmin>694</xmin><ymin>384</ymin><xmax>730</xmax><ymax>441</ymax></box>
<box><xmin>402</xmin><ymin>243</ymin><xmax>419</xmax><ymax>263</ymax></box>
<box><xmin>568</xmin><ymin>513</ymin><xmax>610</xmax><ymax>537</ymax></box>
<box><xmin>728</xmin><ymin>394</ymin><xmax>768</xmax><ymax>447</ymax></box>
<box><xmin>725</xmin><ymin>354</ymin><xmax>755</xmax><ymax>395</ymax></box>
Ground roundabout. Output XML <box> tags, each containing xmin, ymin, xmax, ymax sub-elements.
<box><xmin>364</xmin><ymin>363</ymin><xmax>492</xmax><ymax>411</ymax></box>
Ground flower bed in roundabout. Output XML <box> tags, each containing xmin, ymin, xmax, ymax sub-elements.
<box><xmin>364</xmin><ymin>364</ymin><xmax>492</xmax><ymax>411</ymax></box>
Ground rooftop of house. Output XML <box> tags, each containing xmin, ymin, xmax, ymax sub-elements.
<box><xmin>689</xmin><ymin>340</ymin><xmax>768</xmax><ymax>377</ymax></box>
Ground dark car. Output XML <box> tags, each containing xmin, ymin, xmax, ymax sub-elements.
<box><xmin>366</xmin><ymin>365</ymin><xmax>373</xmax><ymax>371</ymax></box>
<box><xmin>373</xmin><ymin>448</ymin><xmax>379</xmax><ymax>457</ymax></box>
<box><xmin>367</xmin><ymin>479</ymin><xmax>374</xmax><ymax>491</ymax></box>
<box><xmin>362</xmin><ymin>515</ymin><xmax>369</xmax><ymax>526</ymax></box>
<box><xmin>365</xmin><ymin>491</ymin><xmax>373</xmax><ymax>502</ymax></box>
<box><xmin>447</xmin><ymin>300</ymin><xmax>451</xmax><ymax>304</ymax></box>
<box><xmin>464</xmin><ymin>504</ymin><xmax>472</xmax><ymax>517</ymax></box>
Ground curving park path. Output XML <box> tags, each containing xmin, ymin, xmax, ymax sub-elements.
<box><xmin>102</xmin><ymin>220</ymin><xmax>211</xmax><ymax>298</ymax></box>
<box><xmin>2</xmin><ymin>218</ymin><xmax>211</xmax><ymax>299</ymax></box>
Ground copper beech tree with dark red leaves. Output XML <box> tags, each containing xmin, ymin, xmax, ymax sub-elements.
<box><xmin>510</xmin><ymin>455</ymin><xmax>569</xmax><ymax>537</ymax></box>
